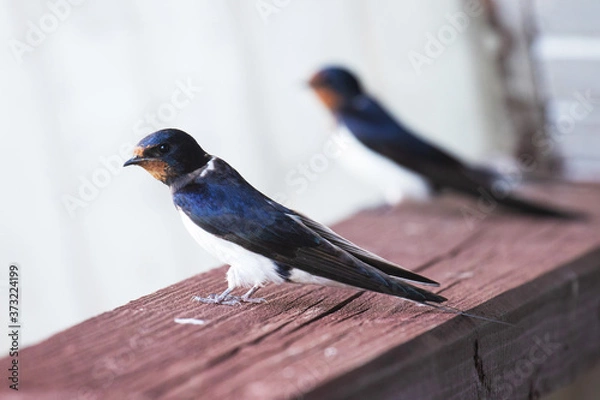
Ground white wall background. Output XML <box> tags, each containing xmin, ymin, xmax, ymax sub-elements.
<box><xmin>0</xmin><ymin>0</ymin><xmax>510</xmax><ymax>346</ymax></box>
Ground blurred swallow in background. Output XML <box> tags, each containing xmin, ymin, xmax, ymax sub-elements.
<box><xmin>123</xmin><ymin>128</ymin><xmax>446</xmax><ymax>306</ymax></box>
<box><xmin>308</xmin><ymin>66</ymin><xmax>583</xmax><ymax>219</ymax></box>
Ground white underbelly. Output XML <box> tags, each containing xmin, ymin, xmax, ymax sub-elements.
<box><xmin>178</xmin><ymin>209</ymin><xmax>285</xmax><ymax>288</ymax></box>
<box><xmin>335</xmin><ymin>126</ymin><xmax>430</xmax><ymax>204</ymax></box>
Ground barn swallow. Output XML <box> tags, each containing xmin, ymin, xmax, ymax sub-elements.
<box><xmin>123</xmin><ymin>128</ymin><xmax>446</xmax><ymax>306</ymax></box>
<box><xmin>308</xmin><ymin>66</ymin><xmax>582</xmax><ymax>218</ymax></box>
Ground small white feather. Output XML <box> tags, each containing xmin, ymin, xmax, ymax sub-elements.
<box><xmin>200</xmin><ymin>157</ymin><xmax>216</xmax><ymax>177</ymax></box>
<box><xmin>174</xmin><ymin>318</ymin><xmax>206</xmax><ymax>325</ymax></box>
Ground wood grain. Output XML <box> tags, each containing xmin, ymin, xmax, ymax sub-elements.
<box><xmin>2</xmin><ymin>183</ymin><xmax>599</xmax><ymax>400</ymax></box>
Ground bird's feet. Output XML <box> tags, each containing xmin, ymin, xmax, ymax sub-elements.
<box><xmin>192</xmin><ymin>286</ymin><xmax>267</xmax><ymax>306</ymax></box>
<box><xmin>193</xmin><ymin>293</ymin><xmax>242</xmax><ymax>306</ymax></box>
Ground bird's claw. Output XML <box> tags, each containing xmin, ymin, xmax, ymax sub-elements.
<box><xmin>192</xmin><ymin>294</ymin><xmax>266</xmax><ymax>306</ymax></box>
<box><xmin>192</xmin><ymin>285</ymin><xmax>267</xmax><ymax>306</ymax></box>
<box><xmin>192</xmin><ymin>294</ymin><xmax>240</xmax><ymax>306</ymax></box>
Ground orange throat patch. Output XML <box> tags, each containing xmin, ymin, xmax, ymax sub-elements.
<box><xmin>313</xmin><ymin>87</ymin><xmax>343</xmax><ymax>111</ymax></box>
<box><xmin>138</xmin><ymin>160</ymin><xmax>169</xmax><ymax>183</ymax></box>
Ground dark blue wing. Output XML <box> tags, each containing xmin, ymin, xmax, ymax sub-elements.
<box><xmin>340</xmin><ymin>96</ymin><xmax>467</xmax><ymax>181</ymax></box>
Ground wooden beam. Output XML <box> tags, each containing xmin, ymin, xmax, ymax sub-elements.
<box><xmin>3</xmin><ymin>183</ymin><xmax>599</xmax><ymax>399</ymax></box>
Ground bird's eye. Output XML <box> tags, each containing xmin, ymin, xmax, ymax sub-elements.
<box><xmin>158</xmin><ymin>143</ymin><xmax>170</xmax><ymax>154</ymax></box>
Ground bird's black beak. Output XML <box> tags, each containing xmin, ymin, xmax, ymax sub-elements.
<box><xmin>124</xmin><ymin>146</ymin><xmax>149</xmax><ymax>167</ymax></box>
<box><xmin>123</xmin><ymin>156</ymin><xmax>143</xmax><ymax>167</ymax></box>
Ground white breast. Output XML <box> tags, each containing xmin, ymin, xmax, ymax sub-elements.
<box><xmin>336</xmin><ymin>126</ymin><xmax>431</xmax><ymax>204</ymax></box>
<box><xmin>178</xmin><ymin>209</ymin><xmax>285</xmax><ymax>289</ymax></box>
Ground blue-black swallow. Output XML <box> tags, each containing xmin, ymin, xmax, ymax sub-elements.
<box><xmin>309</xmin><ymin>66</ymin><xmax>583</xmax><ymax>219</ymax></box>
<box><xmin>123</xmin><ymin>129</ymin><xmax>446</xmax><ymax>306</ymax></box>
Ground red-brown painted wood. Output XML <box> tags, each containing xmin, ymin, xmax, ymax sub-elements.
<box><xmin>3</xmin><ymin>183</ymin><xmax>599</xmax><ymax>400</ymax></box>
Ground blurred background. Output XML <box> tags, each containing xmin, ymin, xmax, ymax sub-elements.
<box><xmin>0</xmin><ymin>0</ymin><xmax>598</xmax><ymax>375</ymax></box>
